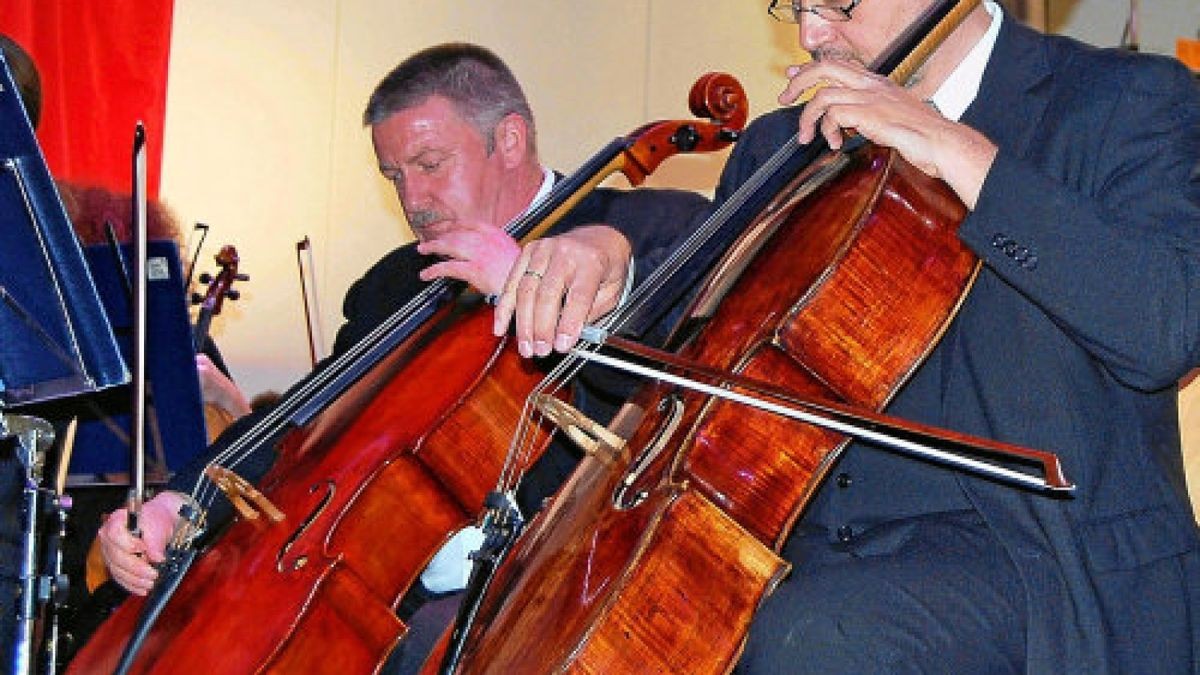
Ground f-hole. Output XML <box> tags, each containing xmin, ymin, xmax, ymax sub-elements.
<box><xmin>613</xmin><ymin>394</ymin><xmax>684</xmax><ymax>510</ymax></box>
<box><xmin>277</xmin><ymin>479</ymin><xmax>335</xmax><ymax>572</ymax></box>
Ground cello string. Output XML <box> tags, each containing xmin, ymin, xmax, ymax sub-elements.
<box><xmin>495</xmin><ymin>133</ymin><xmax>819</xmax><ymax>496</ymax></box>
<box><xmin>188</xmin><ymin>174</ymin><xmax>580</xmax><ymax>511</ymax></box>
<box><xmin>192</xmin><ymin>276</ymin><xmax>459</xmax><ymax>507</ymax></box>
<box><xmin>495</xmin><ymin>328</ymin><xmax>595</xmax><ymax>495</ymax></box>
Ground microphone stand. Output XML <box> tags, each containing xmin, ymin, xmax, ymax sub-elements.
<box><xmin>38</xmin><ymin>419</ymin><xmax>75</xmax><ymax>674</ymax></box>
<box><xmin>3</xmin><ymin>413</ymin><xmax>55</xmax><ymax>674</ymax></box>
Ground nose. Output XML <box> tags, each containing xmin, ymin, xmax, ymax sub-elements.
<box><xmin>798</xmin><ymin>12</ymin><xmax>834</xmax><ymax>54</ymax></box>
<box><xmin>391</xmin><ymin>175</ymin><xmax>408</xmax><ymax>204</ymax></box>
<box><xmin>394</xmin><ymin>172</ymin><xmax>428</xmax><ymax>210</ymax></box>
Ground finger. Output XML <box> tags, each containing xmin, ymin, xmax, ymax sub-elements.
<box><xmin>116</xmin><ymin>566</ymin><xmax>156</xmax><ymax>596</ymax></box>
<box><xmin>553</xmin><ymin>270</ymin><xmax>602</xmax><ymax>353</ymax></box>
<box><xmin>143</xmin><ymin>540</ymin><xmax>168</xmax><ymax>565</ymax></box>
<box><xmin>796</xmin><ymin>98</ymin><xmax>826</xmax><ymax>145</ymax></box>
<box><xmin>818</xmin><ymin>104</ymin><xmax>852</xmax><ymax>149</ymax></box>
<box><xmin>779</xmin><ymin>61</ymin><xmax>828</xmax><ymax>105</ymax></box>
<box><xmin>813</xmin><ymin>85</ymin><xmax>883</xmax><ymax>147</ymax></box>
<box><xmin>530</xmin><ymin>266</ymin><xmax>570</xmax><ymax>357</ymax></box>
<box><xmin>98</xmin><ymin>510</ymin><xmax>138</xmax><ymax>550</ymax></box>
<box><xmin>795</xmin><ymin>82</ymin><xmax>842</xmax><ymax>141</ymax></box>
<box><xmin>108</xmin><ymin>550</ymin><xmax>158</xmax><ymax>594</ymax></box>
<box><xmin>99</xmin><ymin>510</ymin><xmax>161</xmax><ymax>586</ymax></box>
<box><xmin>114</xmin><ymin>555</ymin><xmax>157</xmax><ymax>584</ymax></box>
<box><xmin>415</xmin><ymin>233</ymin><xmax>470</xmax><ymax>260</ymax></box>
<box><xmin>779</xmin><ymin>59</ymin><xmax>861</xmax><ymax>106</ymax></box>
<box><xmin>513</xmin><ymin>244</ymin><xmax>553</xmax><ymax>357</ymax></box>
<box><xmin>418</xmin><ymin>259</ymin><xmax>473</xmax><ymax>285</ymax></box>
<box><xmin>101</xmin><ymin>532</ymin><xmax>149</xmax><ymax>574</ymax></box>
<box><xmin>493</xmin><ymin>248</ymin><xmax>531</xmax><ymax>337</ymax></box>
<box><xmin>812</xmin><ymin>59</ymin><xmax>880</xmax><ymax>86</ymax></box>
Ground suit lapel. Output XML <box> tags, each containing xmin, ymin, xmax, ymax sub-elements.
<box><xmin>961</xmin><ymin>15</ymin><xmax>1053</xmax><ymax>156</ymax></box>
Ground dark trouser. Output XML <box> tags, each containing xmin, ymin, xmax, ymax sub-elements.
<box><xmin>383</xmin><ymin>584</ymin><xmax>462</xmax><ymax>675</ymax></box>
<box><xmin>737</xmin><ymin>510</ymin><xmax>1026</xmax><ymax>674</ymax></box>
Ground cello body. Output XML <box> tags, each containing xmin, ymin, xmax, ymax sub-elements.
<box><xmin>70</xmin><ymin>299</ymin><xmax>558</xmax><ymax>673</ymax></box>
<box><xmin>440</xmin><ymin>143</ymin><xmax>978</xmax><ymax>673</ymax></box>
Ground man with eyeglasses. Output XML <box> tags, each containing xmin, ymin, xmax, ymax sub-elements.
<box><xmin>504</xmin><ymin>0</ymin><xmax>1200</xmax><ymax>672</ymax></box>
<box><xmin>769</xmin><ymin>0</ymin><xmax>864</xmax><ymax>23</ymax></box>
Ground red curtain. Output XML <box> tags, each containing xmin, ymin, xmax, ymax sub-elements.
<box><xmin>0</xmin><ymin>1</ymin><xmax>175</xmax><ymax>198</ymax></box>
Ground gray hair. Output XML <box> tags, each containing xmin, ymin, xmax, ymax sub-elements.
<box><xmin>363</xmin><ymin>42</ymin><xmax>535</xmax><ymax>155</ymax></box>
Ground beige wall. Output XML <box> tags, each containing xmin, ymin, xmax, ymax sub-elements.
<box><xmin>1049</xmin><ymin>0</ymin><xmax>1200</xmax><ymax>55</ymax></box>
<box><xmin>158</xmin><ymin>1</ymin><xmax>1198</xmax><ymax>506</ymax></box>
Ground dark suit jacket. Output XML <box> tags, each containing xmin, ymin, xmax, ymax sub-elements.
<box><xmin>709</xmin><ymin>16</ymin><xmax>1200</xmax><ymax>674</ymax></box>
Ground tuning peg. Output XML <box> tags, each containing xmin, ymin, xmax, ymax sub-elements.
<box><xmin>226</xmin><ymin>290</ymin><xmax>241</xmax><ymax>301</ymax></box>
<box><xmin>198</xmin><ymin>272</ymin><xmax>213</xmax><ymax>284</ymax></box>
<box><xmin>190</xmin><ymin>292</ymin><xmax>203</xmax><ymax>304</ymax></box>
<box><xmin>236</xmin><ymin>273</ymin><xmax>250</xmax><ymax>281</ymax></box>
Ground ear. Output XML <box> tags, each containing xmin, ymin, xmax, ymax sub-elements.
<box><xmin>493</xmin><ymin>113</ymin><xmax>529</xmax><ymax>169</ymax></box>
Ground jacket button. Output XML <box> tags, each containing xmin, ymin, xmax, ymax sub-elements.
<box><xmin>837</xmin><ymin>525</ymin><xmax>854</xmax><ymax>543</ymax></box>
<box><xmin>836</xmin><ymin>472</ymin><xmax>853</xmax><ymax>488</ymax></box>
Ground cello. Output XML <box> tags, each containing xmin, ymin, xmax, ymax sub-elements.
<box><xmin>431</xmin><ymin>1</ymin><xmax>1074</xmax><ymax>672</ymax></box>
<box><xmin>66</xmin><ymin>73</ymin><xmax>748</xmax><ymax>674</ymax></box>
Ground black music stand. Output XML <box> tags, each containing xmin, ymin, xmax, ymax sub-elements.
<box><xmin>0</xmin><ymin>78</ymin><xmax>127</xmax><ymax>406</ymax></box>
<box><xmin>59</xmin><ymin>240</ymin><xmax>208</xmax><ymax>485</ymax></box>
<box><xmin>0</xmin><ymin>52</ymin><xmax>127</xmax><ymax>673</ymax></box>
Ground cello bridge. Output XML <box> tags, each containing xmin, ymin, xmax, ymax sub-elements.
<box><xmin>205</xmin><ymin>465</ymin><xmax>285</xmax><ymax>524</ymax></box>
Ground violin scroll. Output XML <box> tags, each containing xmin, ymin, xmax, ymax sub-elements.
<box><xmin>192</xmin><ymin>245</ymin><xmax>248</xmax><ymax>314</ymax></box>
<box><xmin>191</xmin><ymin>244</ymin><xmax>249</xmax><ymax>351</ymax></box>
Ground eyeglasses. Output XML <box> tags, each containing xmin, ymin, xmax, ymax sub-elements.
<box><xmin>768</xmin><ymin>0</ymin><xmax>863</xmax><ymax>23</ymax></box>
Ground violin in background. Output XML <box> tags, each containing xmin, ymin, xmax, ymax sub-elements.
<box><xmin>188</xmin><ymin>245</ymin><xmax>251</xmax><ymax>439</ymax></box>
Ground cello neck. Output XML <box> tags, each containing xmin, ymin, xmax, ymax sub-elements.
<box><xmin>873</xmin><ymin>0</ymin><xmax>982</xmax><ymax>85</ymax></box>
<box><xmin>511</xmin><ymin>72</ymin><xmax>746</xmax><ymax>244</ymax></box>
